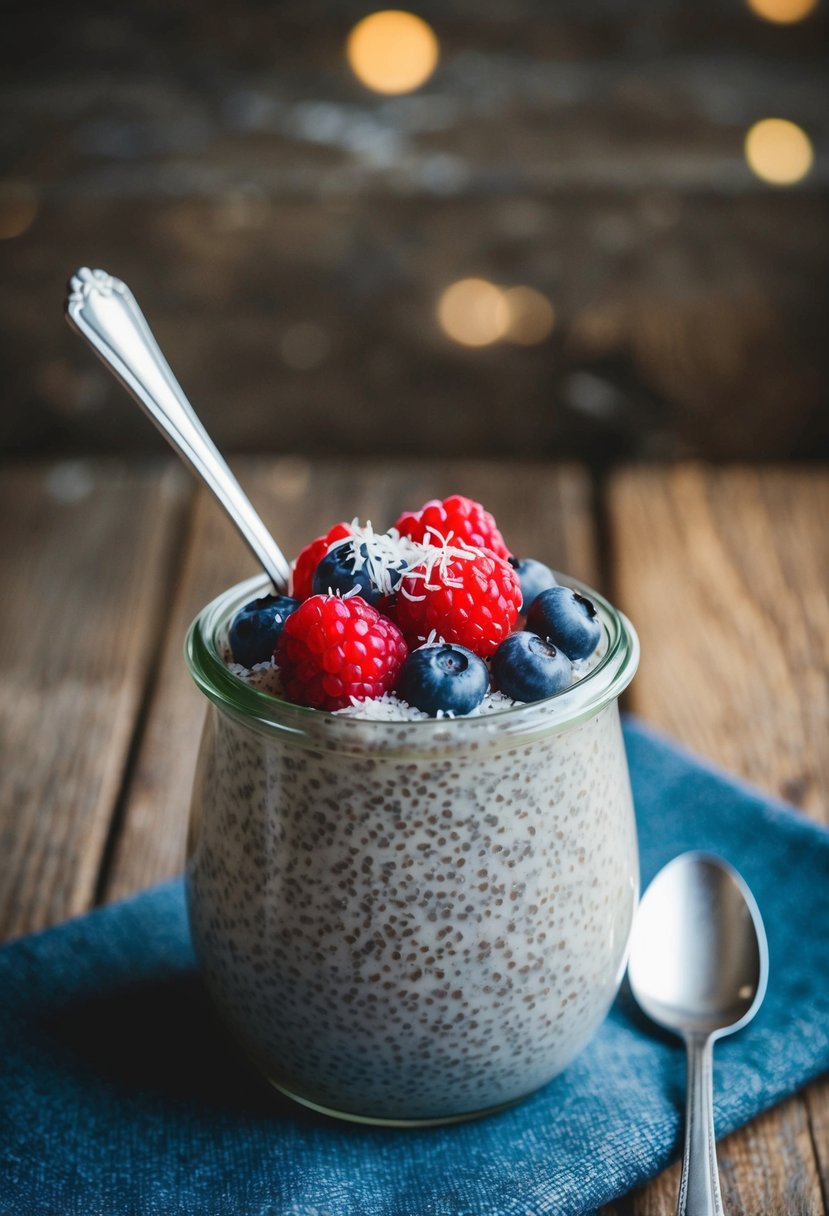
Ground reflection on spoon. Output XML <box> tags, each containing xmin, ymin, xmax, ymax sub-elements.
<box><xmin>628</xmin><ymin>852</ymin><xmax>768</xmax><ymax>1216</ymax></box>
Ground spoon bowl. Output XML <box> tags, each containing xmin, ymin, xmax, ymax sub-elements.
<box><xmin>628</xmin><ymin>852</ymin><xmax>768</xmax><ymax>1216</ymax></box>
<box><xmin>629</xmin><ymin>852</ymin><xmax>768</xmax><ymax>1038</ymax></box>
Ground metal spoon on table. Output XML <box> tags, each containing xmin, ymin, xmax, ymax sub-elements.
<box><xmin>628</xmin><ymin>852</ymin><xmax>768</xmax><ymax>1216</ymax></box>
<box><xmin>64</xmin><ymin>267</ymin><xmax>291</xmax><ymax>592</ymax></box>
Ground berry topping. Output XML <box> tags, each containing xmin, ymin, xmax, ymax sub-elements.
<box><xmin>398</xmin><ymin>642</ymin><xmax>490</xmax><ymax>717</ymax></box>
<box><xmin>509</xmin><ymin>557</ymin><xmax>558</xmax><ymax>613</ymax></box>
<box><xmin>228</xmin><ymin>495</ymin><xmax>604</xmax><ymax>716</ymax></box>
<box><xmin>393</xmin><ymin>542</ymin><xmax>521</xmax><ymax>658</ymax></box>
<box><xmin>275</xmin><ymin>594</ymin><xmax>408</xmax><ymax>711</ymax></box>
<box><xmin>525</xmin><ymin>585</ymin><xmax>602</xmax><ymax>660</ymax></box>
<box><xmin>291</xmin><ymin>522</ymin><xmax>352</xmax><ymax>600</ymax></box>
<box><xmin>394</xmin><ymin>495</ymin><xmax>511</xmax><ymax>561</ymax></box>
<box><xmin>492</xmin><ymin>632</ymin><xmax>573</xmax><ymax>702</ymax></box>
<box><xmin>229</xmin><ymin>594</ymin><xmax>301</xmax><ymax>668</ymax></box>
<box><xmin>311</xmin><ymin>526</ymin><xmax>414</xmax><ymax>605</ymax></box>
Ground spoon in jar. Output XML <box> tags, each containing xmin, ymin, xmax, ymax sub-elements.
<box><xmin>628</xmin><ymin>852</ymin><xmax>768</xmax><ymax>1216</ymax></box>
<box><xmin>64</xmin><ymin>267</ymin><xmax>291</xmax><ymax>592</ymax></box>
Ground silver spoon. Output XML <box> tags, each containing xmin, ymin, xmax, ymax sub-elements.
<box><xmin>64</xmin><ymin>267</ymin><xmax>291</xmax><ymax>592</ymax></box>
<box><xmin>628</xmin><ymin>851</ymin><xmax>768</xmax><ymax>1216</ymax></box>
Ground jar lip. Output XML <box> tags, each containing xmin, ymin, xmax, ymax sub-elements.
<box><xmin>185</xmin><ymin>573</ymin><xmax>639</xmax><ymax>746</ymax></box>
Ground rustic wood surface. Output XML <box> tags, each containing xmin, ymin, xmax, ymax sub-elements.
<box><xmin>0</xmin><ymin>457</ymin><xmax>826</xmax><ymax>1213</ymax></box>
<box><xmin>0</xmin><ymin>461</ymin><xmax>188</xmax><ymax>936</ymax></box>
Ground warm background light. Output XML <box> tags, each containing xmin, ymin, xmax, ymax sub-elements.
<box><xmin>346</xmin><ymin>10</ymin><xmax>439</xmax><ymax>95</ymax></box>
<box><xmin>437</xmin><ymin>279</ymin><xmax>509</xmax><ymax>347</ymax></box>
<box><xmin>503</xmin><ymin>286</ymin><xmax>556</xmax><ymax>345</ymax></box>
<box><xmin>746</xmin><ymin>0</ymin><xmax>819</xmax><ymax>23</ymax></box>
<box><xmin>0</xmin><ymin>182</ymin><xmax>39</xmax><ymax>240</ymax></box>
<box><xmin>745</xmin><ymin>119</ymin><xmax>814</xmax><ymax>185</ymax></box>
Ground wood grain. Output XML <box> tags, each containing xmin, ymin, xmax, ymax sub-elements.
<box><xmin>0</xmin><ymin>461</ymin><xmax>188</xmax><ymax>940</ymax></box>
<box><xmin>610</xmin><ymin>465</ymin><xmax>829</xmax><ymax>820</ymax></box>
<box><xmin>103</xmin><ymin>458</ymin><xmax>597</xmax><ymax>901</ymax></box>
<box><xmin>605</xmin><ymin>464</ymin><xmax>829</xmax><ymax>1216</ymax></box>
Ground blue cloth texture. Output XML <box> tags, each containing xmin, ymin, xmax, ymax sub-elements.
<box><xmin>1</xmin><ymin>718</ymin><xmax>828</xmax><ymax>1216</ymax></box>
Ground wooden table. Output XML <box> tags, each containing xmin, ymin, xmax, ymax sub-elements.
<box><xmin>1</xmin><ymin>457</ymin><xmax>827</xmax><ymax>1213</ymax></box>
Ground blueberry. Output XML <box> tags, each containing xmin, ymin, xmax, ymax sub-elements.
<box><xmin>398</xmin><ymin>643</ymin><xmax>490</xmax><ymax>717</ymax></box>
<box><xmin>509</xmin><ymin>557</ymin><xmax>558</xmax><ymax>612</ymax></box>
<box><xmin>491</xmin><ymin>631</ymin><xmax>572</xmax><ymax>702</ymax></box>
<box><xmin>229</xmin><ymin>594</ymin><xmax>301</xmax><ymax>667</ymax></box>
<box><xmin>312</xmin><ymin>539</ymin><xmax>407</xmax><ymax>605</ymax></box>
<box><xmin>525</xmin><ymin>585</ymin><xmax>601</xmax><ymax>660</ymax></box>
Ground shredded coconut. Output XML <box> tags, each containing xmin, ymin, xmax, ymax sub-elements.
<box><xmin>328</xmin><ymin>520</ymin><xmax>425</xmax><ymax>598</ymax></box>
<box><xmin>399</xmin><ymin>536</ymin><xmax>481</xmax><ymax>602</ymax></box>
<box><xmin>335</xmin><ymin>691</ymin><xmax>431</xmax><ymax>721</ymax></box>
<box><xmin>228</xmin><ymin>658</ymin><xmax>284</xmax><ymax>698</ymax></box>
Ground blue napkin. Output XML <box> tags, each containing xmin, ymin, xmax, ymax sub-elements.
<box><xmin>2</xmin><ymin>719</ymin><xmax>828</xmax><ymax>1216</ymax></box>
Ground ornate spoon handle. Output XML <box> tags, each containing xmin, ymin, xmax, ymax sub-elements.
<box><xmin>65</xmin><ymin>267</ymin><xmax>291</xmax><ymax>592</ymax></box>
<box><xmin>678</xmin><ymin>1033</ymin><xmax>724</xmax><ymax>1216</ymax></box>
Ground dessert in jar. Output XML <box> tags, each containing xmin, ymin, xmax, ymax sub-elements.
<box><xmin>185</xmin><ymin>495</ymin><xmax>640</xmax><ymax>1124</ymax></box>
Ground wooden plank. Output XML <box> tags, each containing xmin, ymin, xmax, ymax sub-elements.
<box><xmin>0</xmin><ymin>460</ymin><xmax>189</xmax><ymax>941</ymax></box>
<box><xmin>611</xmin><ymin>1099</ymin><xmax>824</xmax><ymax>1216</ymax></box>
<box><xmin>605</xmin><ymin>464</ymin><xmax>829</xmax><ymax>1216</ymax></box>
<box><xmin>809</xmin><ymin>1080</ymin><xmax>829</xmax><ymax>1215</ymax></box>
<box><xmin>611</xmin><ymin>465</ymin><xmax>829</xmax><ymax>820</ymax></box>
<box><xmin>100</xmin><ymin>460</ymin><xmax>279</xmax><ymax>904</ymax></box>
<box><xmin>103</xmin><ymin>457</ymin><xmax>597</xmax><ymax>900</ymax></box>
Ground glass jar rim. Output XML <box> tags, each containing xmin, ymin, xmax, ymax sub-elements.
<box><xmin>185</xmin><ymin>573</ymin><xmax>639</xmax><ymax>754</ymax></box>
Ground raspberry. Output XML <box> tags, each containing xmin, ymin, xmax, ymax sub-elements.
<box><xmin>275</xmin><ymin>594</ymin><xmax>408</xmax><ymax>711</ymax></box>
<box><xmin>394</xmin><ymin>495</ymin><xmax>511</xmax><ymax>561</ymax></box>
<box><xmin>393</xmin><ymin>544</ymin><xmax>521</xmax><ymax>658</ymax></box>
<box><xmin>291</xmin><ymin>522</ymin><xmax>352</xmax><ymax>600</ymax></box>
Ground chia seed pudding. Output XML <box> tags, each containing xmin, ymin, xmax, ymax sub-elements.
<box><xmin>185</xmin><ymin>571</ymin><xmax>640</xmax><ymax>1125</ymax></box>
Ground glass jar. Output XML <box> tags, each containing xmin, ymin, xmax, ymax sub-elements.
<box><xmin>185</xmin><ymin>573</ymin><xmax>640</xmax><ymax>1126</ymax></box>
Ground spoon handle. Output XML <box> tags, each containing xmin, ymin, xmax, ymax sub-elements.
<box><xmin>65</xmin><ymin>267</ymin><xmax>291</xmax><ymax>592</ymax></box>
<box><xmin>678</xmin><ymin>1033</ymin><xmax>724</xmax><ymax>1216</ymax></box>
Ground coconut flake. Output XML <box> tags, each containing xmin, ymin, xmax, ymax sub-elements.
<box><xmin>326</xmin><ymin>520</ymin><xmax>425</xmax><ymax>598</ymax></box>
<box><xmin>399</xmin><ymin>536</ymin><xmax>482</xmax><ymax>601</ymax></box>
<box><xmin>335</xmin><ymin>690</ymin><xmax>431</xmax><ymax>721</ymax></box>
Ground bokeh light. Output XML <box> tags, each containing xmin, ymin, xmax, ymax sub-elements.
<box><xmin>346</xmin><ymin>11</ymin><xmax>439</xmax><ymax>95</ymax></box>
<box><xmin>0</xmin><ymin>181</ymin><xmax>39</xmax><ymax>240</ymax></box>
<box><xmin>437</xmin><ymin>279</ymin><xmax>509</xmax><ymax>347</ymax></box>
<box><xmin>503</xmin><ymin>287</ymin><xmax>556</xmax><ymax>345</ymax></box>
<box><xmin>746</xmin><ymin>0</ymin><xmax>818</xmax><ymax>23</ymax></box>
<box><xmin>744</xmin><ymin>119</ymin><xmax>814</xmax><ymax>185</ymax></box>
